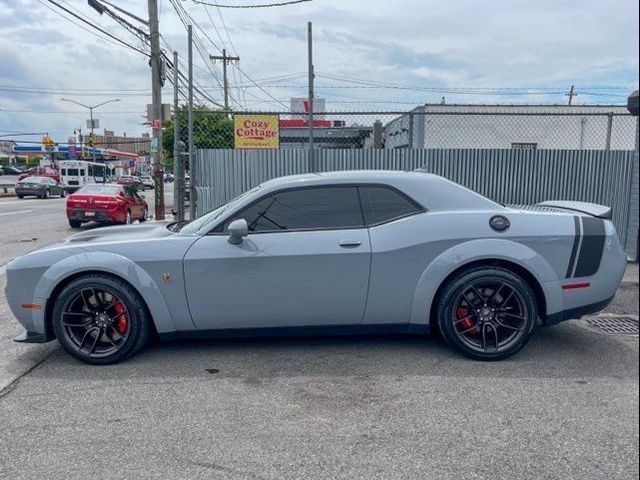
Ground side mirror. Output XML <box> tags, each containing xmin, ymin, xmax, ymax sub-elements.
<box><xmin>227</xmin><ymin>218</ymin><xmax>249</xmax><ymax>245</ymax></box>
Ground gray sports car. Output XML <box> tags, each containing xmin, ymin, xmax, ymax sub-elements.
<box><xmin>5</xmin><ymin>171</ymin><xmax>626</xmax><ymax>364</ymax></box>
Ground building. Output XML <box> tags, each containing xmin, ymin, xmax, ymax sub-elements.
<box><xmin>383</xmin><ymin>104</ymin><xmax>637</xmax><ymax>150</ymax></box>
<box><xmin>81</xmin><ymin>131</ymin><xmax>151</xmax><ymax>155</ymax></box>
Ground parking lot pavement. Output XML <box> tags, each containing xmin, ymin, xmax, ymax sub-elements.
<box><xmin>0</xmin><ymin>276</ymin><xmax>637</xmax><ymax>479</ymax></box>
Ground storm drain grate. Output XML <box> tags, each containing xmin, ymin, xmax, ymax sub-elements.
<box><xmin>587</xmin><ymin>316</ymin><xmax>639</xmax><ymax>334</ymax></box>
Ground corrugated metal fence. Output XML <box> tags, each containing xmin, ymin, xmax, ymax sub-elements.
<box><xmin>194</xmin><ymin>148</ymin><xmax>639</xmax><ymax>260</ymax></box>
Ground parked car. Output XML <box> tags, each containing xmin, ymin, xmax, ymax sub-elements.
<box><xmin>140</xmin><ymin>174</ymin><xmax>155</xmax><ymax>190</ymax></box>
<box><xmin>65</xmin><ymin>183</ymin><xmax>148</xmax><ymax>228</ymax></box>
<box><xmin>5</xmin><ymin>171</ymin><xmax>626</xmax><ymax>364</ymax></box>
<box><xmin>164</xmin><ymin>173</ymin><xmax>175</xmax><ymax>183</ymax></box>
<box><xmin>15</xmin><ymin>176</ymin><xmax>66</xmax><ymax>199</ymax></box>
<box><xmin>116</xmin><ymin>175</ymin><xmax>144</xmax><ymax>191</ymax></box>
<box><xmin>1</xmin><ymin>165</ymin><xmax>24</xmax><ymax>175</ymax></box>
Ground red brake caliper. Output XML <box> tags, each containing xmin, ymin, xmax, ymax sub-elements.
<box><xmin>456</xmin><ymin>307</ymin><xmax>478</xmax><ymax>335</ymax></box>
<box><xmin>113</xmin><ymin>303</ymin><xmax>128</xmax><ymax>334</ymax></box>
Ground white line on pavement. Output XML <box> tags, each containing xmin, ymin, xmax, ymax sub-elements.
<box><xmin>0</xmin><ymin>209</ymin><xmax>32</xmax><ymax>217</ymax></box>
<box><xmin>0</xmin><ymin>200</ymin><xmax>64</xmax><ymax>206</ymax></box>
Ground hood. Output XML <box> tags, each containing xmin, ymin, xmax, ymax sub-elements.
<box><xmin>62</xmin><ymin>221</ymin><xmax>175</xmax><ymax>245</ymax></box>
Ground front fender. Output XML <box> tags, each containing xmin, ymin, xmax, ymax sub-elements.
<box><xmin>409</xmin><ymin>238</ymin><xmax>563</xmax><ymax>325</ymax></box>
<box><xmin>32</xmin><ymin>251</ymin><xmax>176</xmax><ymax>335</ymax></box>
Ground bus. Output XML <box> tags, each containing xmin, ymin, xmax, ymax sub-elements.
<box><xmin>59</xmin><ymin>160</ymin><xmax>109</xmax><ymax>192</ymax></box>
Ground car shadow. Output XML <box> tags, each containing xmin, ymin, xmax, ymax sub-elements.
<box><xmin>28</xmin><ymin>320</ymin><xmax>639</xmax><ymax>385</ymax></box>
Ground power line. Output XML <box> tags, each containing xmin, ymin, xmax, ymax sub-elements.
<box><xmin>191</xmin><ymin>0</ymin><xmax>312</xmax><ymax>8</ymax></box>
<box><xmin>41</xmin><ymin>0</ymin><xmax>149</xmax><ymax>56</ymax></box>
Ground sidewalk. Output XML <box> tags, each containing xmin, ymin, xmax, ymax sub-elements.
<box><xmin>622</xmin><ymin>262</ymin><xmax>639</xmax><ymax>285</ymax></box>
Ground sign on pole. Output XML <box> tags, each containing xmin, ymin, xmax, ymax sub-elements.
<box><xmin>68</xmin><ymin>136</ymin><xmax>77</xmax><ymax>159</ymax></box>
<box><xmin>234</xmin><ymin>114</ymin><xmax>279</xmax><ymax>149</ymax></box>
<box><xmin>150</xmin><ymin>138</ymin><xmax>159</xmax><ymax>153</ymax></box>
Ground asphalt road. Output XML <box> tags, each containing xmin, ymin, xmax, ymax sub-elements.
<box><xmin>0</xmin><ymin>184</ymin><xmax>638</xmax><ymax>480</ymax></box>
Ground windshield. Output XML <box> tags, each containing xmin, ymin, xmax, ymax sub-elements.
<box><xmin>77</xmin><ymin>184</ymin><xmax>121</xmax><ymax>195</ymax></box>
<box><xmin>179</xmin><ymin>186</ymin><xmax>260</xmax><ymax>234</ymax></box>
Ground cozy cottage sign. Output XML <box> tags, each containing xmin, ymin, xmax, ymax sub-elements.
<box><xmin>234</xmin><ymin>114</ymin><xmax>280</xmax><ymax>149</ymax></box>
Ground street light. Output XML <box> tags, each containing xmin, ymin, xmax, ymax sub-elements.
<box><xmin>60</xmin><ymin>98</ymin><xmax>121</xmax><ymax>164</ymax></box>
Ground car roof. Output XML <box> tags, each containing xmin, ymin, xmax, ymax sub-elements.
<box><xmin>256</xmin><ymin>170</ymin><xmax>501</xmax><ymax>213</ymax></box>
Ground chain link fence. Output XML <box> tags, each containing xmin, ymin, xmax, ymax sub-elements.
<box><xmin>167</xmin><ymin>106</ymin><xmax>638</xmax><ymax>152</ymax></box>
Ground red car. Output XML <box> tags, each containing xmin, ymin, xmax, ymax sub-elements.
<box><xmin>18</xmin><ymin>169</ymin><xmax>61</xmax><ymax>182</ymax></box>
<box><xmin>66</xmin><ymin>183</ymin><xmax>148</xmax><ymax>229</ymax></box>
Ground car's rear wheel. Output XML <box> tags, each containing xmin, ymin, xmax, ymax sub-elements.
<box><xmin>60</xmin><ymin>189</ymin><xmax>66</xmax><ymax>198</ymax></box>
<box><xmin>52</xmin><ymin>274</ymin><xmax>151</xmax><ymax>364</ymax></box>
<box><xmin>43</xmin><ymin>189</ymin><xmax>50</xmax><ymax>199</ymax></box>
<box><xmin>139</xmin><ymin>207</ymin><xmax>148</xmax><ymax>223</ymax></box>
<box><xmin>17</xmin><ymin>194</ymin><xmax>23</xmax><ymax>199</ymax></box>
<box><xmin>124</xmin><ymin>210</ymin><xmax>132</xmax><ymax>225</ymax></box>
<box><xmin>68</xmin><ymin>219</ymin><xmax>81</xmax><ymax>228</ymax></box>
<box><xmin>437</xmin><ymin>266</ymin><xmax>537</xmax><ymax>361</ymax></box>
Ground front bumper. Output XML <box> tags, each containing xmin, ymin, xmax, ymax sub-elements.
<box><xmin>14</xmin><ymin>330</ymin><xmax>51</xmax><ymax>343</ymax></box>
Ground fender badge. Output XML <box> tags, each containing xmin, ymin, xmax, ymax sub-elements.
<box><xmin>489</xmin><ymin>215</ymin><xmax>510</xmax><ymax>232</ymax></box>
<box><xmin>162</xmin><ymin>273</ymin><xmax>172</xmax><ymax>283</ymax></box>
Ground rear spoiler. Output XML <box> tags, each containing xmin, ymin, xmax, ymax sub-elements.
<box><xmin>536</xmin><ymin>201</ymin><xmax>612</xmax><ymax>219</ymax></box>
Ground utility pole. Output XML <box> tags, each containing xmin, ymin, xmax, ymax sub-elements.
<box><xmin>307</xmin><ymin>21</ymin><xmax>315</xmax><ymax>172</ymax></box>
<box><xmin>148</xmin><ymin>0</ymin><xmax>165</xmax><ymax>220</ymax></box>
<box><xmin>172</xmin><ymin>50</ymin><xmax>183</xmax><ymax>221</ymax></box>
<box><xmin>209</xmin><ymin>49</ymin><xmax>240</xmax><ymax>110</ymax></box>
<box><xmin>566</xmin><ymin>85</ymin><xmax>577</xmax><ymax>106</ymax></box>
<box><xmin>188</xmin><ymin>25</ymin><xmax>196</xmax><ymax>220</ymax></box>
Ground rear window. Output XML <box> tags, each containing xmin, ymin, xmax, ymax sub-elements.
<box><xmin>77</xmin><ymin>184</ymin><xmax>121</xmax><ymax>195</ymax></box>
<box><xmin>66</xmin><ymin>168</ymin><xmax>79</xmax><ymax>176</ymax></box>
<box><xmin>359</xmin><ymin>186</ymin><xmax>423</xmax><ymax>226</ymax></box>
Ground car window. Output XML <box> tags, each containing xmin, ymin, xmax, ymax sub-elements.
<box><xmin>224</xmin><ymin>187</ymin><xmax>364</xmax><ymax>233</ymax></box>
<box><xmin>359</xmin><ymin>186</ymin><xmax>423</xmax><ymax>226</ymax></box>
<box><xmin>80</xmin><ymin>169</ymin><xmax>85</xmax><ymax>176</ymax></box>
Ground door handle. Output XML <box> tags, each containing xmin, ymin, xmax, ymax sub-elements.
<box><xmin>339</xmin><ymin>240</ymin><xmax>362</xmax><ymax>248</ymax></box>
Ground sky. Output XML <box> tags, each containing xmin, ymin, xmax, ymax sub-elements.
<box><xmin>0</xmin><ymin>0</ymin><xmax>638</xmax><ymax>142</ymax></box>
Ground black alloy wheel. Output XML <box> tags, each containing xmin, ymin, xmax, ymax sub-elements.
<box><xmin>52</xmin><ymin>274</ymin><xmax>151</xmax><ymax>364</ymax></box>
<box><xmin>437</xmin><ymin>267</ymin><xmax>537</xmax><ymax>361</ymax></box>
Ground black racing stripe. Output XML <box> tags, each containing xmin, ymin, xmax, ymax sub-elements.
<box><xmin>574</xmin><ymin>217</ymin><xmax>606</xmax><ymax>277</ymax></box>
<box><xmin>565</xmin><ymin>216</ymin><xmax>581</xmax><ymax>278</ymax></box>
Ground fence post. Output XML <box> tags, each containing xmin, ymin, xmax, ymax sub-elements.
<box><xmin>408</xmin><ymin>112</ymin><xmax>414</xmax><ymax>148</ymax></box>
<box><xmin>627</xmin><ymin>117</ymin><xmax>639</xmax><ymax>261</ymax></box>
<box><xmin>605</xmin><ymin>112</ymin><xmax>613</xmax><ymax>150</ymax></box>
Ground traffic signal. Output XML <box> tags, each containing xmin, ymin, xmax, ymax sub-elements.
<box><xmin>89</xmin><ymin>132</ymin><xmax>97</xmax><ymax>147</ymax></box>
<box><xmin>42</xmin><ymin>135</ymin><xmax>55</xmax><ymax>150</ymax></box>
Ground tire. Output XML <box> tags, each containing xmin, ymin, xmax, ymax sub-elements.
<box><xmin>52</xmin><ymin>274</ymin><xmax>151</xmax><ymax>365</ymax></box>
<box><xmin>124</xmin><ymin>210</ymin><xmax>132</xmax><ymax>225</ymax></box>
<box><xmin>139</xmin><ymin>207</ymin><xmax>148</xmax><ymax>223</ymax></box>
<box><xmin>68</xmin><ymin>219</ymin><xmax>82</xmax><ymax>228</ymax></box>
<box><xmin>60</xmin><ymin>189</ymin><xmax>66</xmax><ymax>198</ymax></box>
<box><xmin>17</xmin><ymin>194</ymin><xmax>23</xmax><ymax>199</ymax></box>
<box><xmin>437</xmin><ymin>266</ymin><xmax>538</xmax><ymax>361</ymax></box>
<box><xmin>44</xmin><ymin>189</ymin><xmax>50</xmax><ymax>199</ymax></box>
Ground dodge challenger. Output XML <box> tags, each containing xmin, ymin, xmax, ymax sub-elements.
<box><xmin>5</xmin><ymin>171</ymin><xmax>626</xmax><ymax>364</ymax></box>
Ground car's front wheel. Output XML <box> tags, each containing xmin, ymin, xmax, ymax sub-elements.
<box><xmin>52</xmin><ymin>274</ymin><xmax>151</xmax><ymax>364</ymax></box>
<box><xmin>437</xmin><ymin>266</ymin><xmax>538</xmax><ymax>361</ymax></box>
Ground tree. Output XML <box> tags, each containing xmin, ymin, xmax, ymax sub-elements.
<box><xmin>162</xmin><ymin>104</ymin><xmax>233</xmax><ymax>171</ymax></box>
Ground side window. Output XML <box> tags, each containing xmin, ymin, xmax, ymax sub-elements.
<box><xmin>124</xmin><ymin>187</ymin><xmax>134</xmax><ymax>198</ymax></box>
<box><xmin>359</xmin><ymin>186</ymin><xmax>423</xmax><ymax>226</ymax></box>
<box><xmin>225</xmin><ymin>187</ymin><xmax>364</xmax><ymax>232</ymax></box>
<box><xmin>80</xmin><ymin>169</ymin><xmax>85</xmax><ymax>177</ymax></box>
<box><xmin>61</xmin><ymin>168</ymin><xmax>67</xmax><ymax>175</ymax></box>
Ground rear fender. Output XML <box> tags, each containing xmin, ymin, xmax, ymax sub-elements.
<box><xmin>32</xmin><ymin>251</ymin><xmax>176</xmax><ymax>335</ymax></box>
<box><xmin>409</xmin><ymin>238</ymin><xmax>562</xmax><ymax>325</ymax></box>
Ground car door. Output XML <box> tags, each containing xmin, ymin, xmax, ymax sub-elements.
<box><xmin>183</xmin><ymin>186</ymin><xmax>372</xmax><ymax>330</ymax></box>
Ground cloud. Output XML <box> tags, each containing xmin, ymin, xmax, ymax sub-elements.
<box><xmin>0</xmin><ymin>0</ymin><xmax>638</xmax><ymax>140</ymax></box>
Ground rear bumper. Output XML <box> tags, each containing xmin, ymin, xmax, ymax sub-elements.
<box><xmin>67</xmin><ymin>208</ymin><xmax>124</xmax><ymax>223</ymax></box>
<box><xmin>545</xmin><ymin>296</ymin><xmax>614</xmax><ymax>326</ymax></box>
<box><xmin>15</xmin><ymin>187</ymin><xmax>45</xmax><ymax>196</ymax></box>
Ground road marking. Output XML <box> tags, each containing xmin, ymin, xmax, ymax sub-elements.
<box><xmin>0</xmin><ymin>209</ymin><xmax>32</xmax><ymax>217</ymax></box>
<box><xmin>0</xmin><ymin>200</ymin><xmax>64</xmax><ymax>206</ymax></box>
